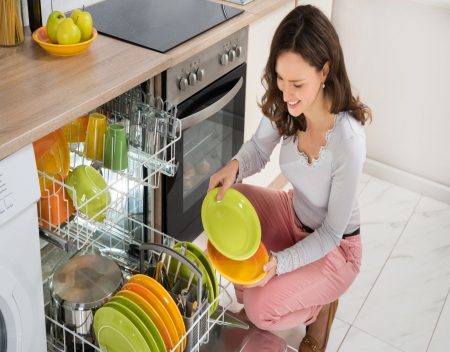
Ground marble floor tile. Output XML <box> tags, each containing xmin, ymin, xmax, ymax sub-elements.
<box><xmin>427</xmin><ymin>289</ymin><xmax>450</xmax><ymax>352</ymax></box>
<box><xmin>327</xmin><ymin>318</ymin><xmax>351</xmax><ymax>352</ymax></box>
<box><xmin>353</xmin><ymin>196</ymin><xmax>450</xmax><ymax>352</ymax></box>
<box><xmin>216</xmin><ymin>276</ymin><xmax>244</xmax><ymax>314</ymax></box>
<box><xmin>338</xmin><ymin>327</ymin><xmax>403</xmax><ymax>352</ymax></box>
<box><xmin>337</xmin><ymin>177</ymin><xmax>422</xmax><ymax>324</ymax></box>
<box><xmin>358</xmin><ymin>172</ymin><xmax>372</xmax><ymax>196</ymax></box>
<box><xmin>193</xmin><ymin>231</ymin><xmax>208</xmax><ymax>251</ymax></box>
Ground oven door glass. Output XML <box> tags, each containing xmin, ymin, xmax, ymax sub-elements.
<box><xmin>164</xmin><ymin>64</ymin><xmax>246</xmax><ymax>241</ymax></box>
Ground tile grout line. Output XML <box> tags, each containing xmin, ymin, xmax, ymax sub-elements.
<box><xmin>357</xmin><ymin>175</ymin><xmax>372</xmax><ymax>197</ymax></box>
<box><xmin>351</xmin><ymin>192</ymin><xmax>423</xmax><ymax>328</ymax></box>
<box><xmin>348</xmin><ymin>325</ymin><xmax>406</xmax><ymax>352</ymax></box>
<box><xmin>335</xmin><ymin>318</ymin><xmax>352</xmax><ymax>352</ymax></box>
<box><xmin>425</xmin><ymin>285</ymin><xmax>450</xmax><ymax>352</ymax></box>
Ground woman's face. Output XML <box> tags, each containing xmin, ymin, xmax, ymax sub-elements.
<box><xmin>275</xmin><ymin>51</ymin><xmax>327</xmax><ymax>117</ymax></box>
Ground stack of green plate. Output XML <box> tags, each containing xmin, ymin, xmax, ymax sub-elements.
<box><xmin>94</xmin><ymin>295</ymin><xmax>166</xmax><ymax>352</ymax></box>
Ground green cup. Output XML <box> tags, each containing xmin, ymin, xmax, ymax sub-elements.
<box><xmin>104</xmin><ymin>124</ymin><xmax>128</xmax><ymax>171</ymax></box>
<box><xmin>65</xmin><ymin>165</ymin><xmax>111</xmax><ymax>222</ymax></box>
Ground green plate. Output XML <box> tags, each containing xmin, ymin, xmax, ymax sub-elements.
<box><xmin>164</xmin><ymin>248</ymin><xmax>215</xmax><ymax>316</ymax></box>
<box><xmin>94</xmin><ymin>306</ymin><xmax>150</xmax><ymax>352</ymax></box>
<box><xmin>109</xmin><ymin>296</ymin><xmax>166</xmax><ymax>352</ymax></box>
<box><xmin>104</xmin><ymin>302</ymin><xmax>158</xmax><ymax>352</ymax></box>
<box><xmin>202</xmin><ymin>187</ymin><xmax>261</xmax><ymax>260</ymax></box>
<box><xmin>174</xmin><ymin>241</ymin><xmax>219</xmax><ymax>313</ymax></box>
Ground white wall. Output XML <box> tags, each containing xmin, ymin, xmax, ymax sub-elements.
<box><xmin>332</xmin><ymin>0</ymin><xmax>450</xmax><ymax>187</ymax></box>
<box><xmin>22</xmin><ymin>0</ymin><xmax>103</xmax><ymax>27</ymax></box>
<box><xmin>298</xmin><ymin>0</ymin><xmax>333</xmax><ymax>18</ymax></box>
<box><xmin>243</xmin><ymin>1</ymin><xmax>296</xmax><ymax>187</ymax></box>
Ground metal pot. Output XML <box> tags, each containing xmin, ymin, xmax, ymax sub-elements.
<box><xmin>49</xmin><ymin>254</ymin><xmax>123</xmax><ymax>345</ymax></box>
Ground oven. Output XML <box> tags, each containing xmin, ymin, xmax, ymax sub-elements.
<box><xmin>162</xmin><ymin>27</ymin><xmax>248</xmax><ymax>242</ymax></box>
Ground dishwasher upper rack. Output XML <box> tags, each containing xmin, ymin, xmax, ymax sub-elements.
<box><xmin>43</xmin><ymin>216</ymin><xmax>237</xmax><ymax>352</ymax></box>
<box><xmin>64</xmin><ymin>89</ymin><xmax>181</xmax><ymax>190</ymax></box>
<box><xmin>101</xmin><ymin>87</ymin><xmax>180</xmax><ymax>179</ymax></box>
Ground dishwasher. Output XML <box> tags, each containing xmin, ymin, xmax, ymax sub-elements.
<box><xmin>36</xmin><ymin>82</ymin><xmax>288</xmax><ymax>352</ymax></box>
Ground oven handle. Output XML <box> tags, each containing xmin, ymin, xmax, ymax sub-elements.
<box><xmin>179</xmin><ymin>76</ymin><xmax>243</xmax><ymax>131</ymax></box>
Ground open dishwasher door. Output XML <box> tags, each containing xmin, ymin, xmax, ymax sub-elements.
<box><xmin>0</xmin><ymin>145</ymin><xmax>46</xmax><ymax>352</ymax></box>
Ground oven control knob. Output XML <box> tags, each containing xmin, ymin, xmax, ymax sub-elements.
<box><xmin>235</xmin><ymin>46</ymin><xmax>243</xmax><ymax>58</ymax></box>
<box><xmin>179</xmin><ymin>77</ymin><xmax>188</xmax><ymax>91</ymax></box>
<box><xmin>197</xmin><ymin>68</ymin><xmax>205</xmax><ymax>81</ymax></box>
<box><xmin>188</xmin><ymin>72</ymin><xmax>197</xmax><ymax>86</ymax></box>
<box><xmin>228</xmin><ymin>49</ymin><xmax>236</xmax><ymax>62</ymax></box>
<box><xmin>220</xmin><ymin>53</ymin><xmax>229</xmax><ymax>66</ymax></box>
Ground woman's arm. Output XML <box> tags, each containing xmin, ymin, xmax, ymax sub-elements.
<box><xmin>231</xmin><ymin>114</ymin><xmax>282</xmax><ymax>183</ymax></box>
<box><xmin>274</xmin><ymin>134</ymin><xmax>366</xmax><ymax>275</ymax></box>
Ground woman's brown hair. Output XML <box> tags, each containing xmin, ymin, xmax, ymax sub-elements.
<box><xmin>259</xmin><ymin>5</ymin><xmax>372</xmax><ymax>138</ymax></box>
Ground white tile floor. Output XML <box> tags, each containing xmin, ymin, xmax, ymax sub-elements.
<box><xmin>193</xmin><ymin>173</ymin><xmax>450</xmax><ymax>352</ymax></box>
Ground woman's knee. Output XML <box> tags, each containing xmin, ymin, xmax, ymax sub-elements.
<box><xmin>243</xmin><ymin>287</ymin><xmax>279</xmax><ymax>330</ymax></box>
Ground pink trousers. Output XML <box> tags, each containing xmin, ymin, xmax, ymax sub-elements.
<box><xmin>231</xmin><ymin>183</ymin><xmax>362</xmax><ymax>331</ymax></box>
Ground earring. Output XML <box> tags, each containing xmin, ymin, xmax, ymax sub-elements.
<box><xmin>322</xmin><ymin>82</ymin><xmax>325</xmax><ymax>89</ymax></box>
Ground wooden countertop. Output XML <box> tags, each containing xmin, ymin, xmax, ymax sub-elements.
<box><xmin>0</xmin><ymin>0</ymin><xmax>293</xmax><ymax>160</ymax></box>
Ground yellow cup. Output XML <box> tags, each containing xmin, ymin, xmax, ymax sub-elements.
<box><xmin>83</xmin><ymin>113</ymin><xmax>108</xmax><ymax>161</ymax></box>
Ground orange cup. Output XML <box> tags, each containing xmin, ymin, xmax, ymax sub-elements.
<box><xmin>62</xmin><ymin>114</ymin><xmax>89</xmax><ymax>143</ymax></box>
<box><xmin>37</xmin><ymin>172</ymin><xmax>75</xmax><ymax>229</ymax></box>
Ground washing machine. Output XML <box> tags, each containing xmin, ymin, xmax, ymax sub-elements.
<box><xmin>0</xmin><ymin>144</ymin><xmax>46</xmax><ymax>352</ymax></box>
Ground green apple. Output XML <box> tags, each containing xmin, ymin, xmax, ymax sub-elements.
<box><xmin>56</xmin><ymin>18</ymin><xmax>81</xmax><ymax>45</ymax></box>
<box><xmin>46</xmin><ymin>11</ymin><xmax>66</xmax><ymax>44</ymax></box>
<box><xmin>70</xmin><ymin>8</ymin><xmax>83</xmax><ymax>22</ymax></box>
<box><xmin>70</xmin><ymin>6</ymin><xmax>93</xmax><ymax>42</ymax></box>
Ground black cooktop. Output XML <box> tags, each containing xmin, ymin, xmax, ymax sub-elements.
<box><xmin>85</xmin><ymin>0</ymin><xmax>244</xmax><ymax>53</ymax></box>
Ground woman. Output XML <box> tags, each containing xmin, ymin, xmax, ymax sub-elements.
<box><xmin>207</xmin><ymin>5</ymin><xmax>372</xmax><ymax>352</ymax></box>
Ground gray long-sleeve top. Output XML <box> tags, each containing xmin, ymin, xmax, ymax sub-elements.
<box><xmin>231</xmin><ymin>111</ymin><xmax>366</xmax><ymax>275</ymax></box>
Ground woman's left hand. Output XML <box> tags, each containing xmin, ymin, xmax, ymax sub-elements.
<box><xmin>242</xmin><ymin>255</ymin><xmax>278</xmax><ymax>288</ymax></box>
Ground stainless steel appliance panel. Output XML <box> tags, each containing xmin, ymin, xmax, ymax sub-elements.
<box><xmin>166</xmin><ymin>27</ymin><xmax>248</xmax><ymax>105</ymax></box>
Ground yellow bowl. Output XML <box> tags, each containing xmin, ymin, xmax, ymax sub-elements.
<box><xmin>32</xmin><ymin>26</ymin><xmax>98</xmax><ymax>56</ymax></box>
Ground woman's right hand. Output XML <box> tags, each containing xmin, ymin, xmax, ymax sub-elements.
<box><xmin>207</xmin><ymin>159</ymin><xmax>239</xmax><ymax>201</ymax></box>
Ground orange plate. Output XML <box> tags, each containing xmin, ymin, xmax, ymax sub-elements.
<box><xmin>37</xmin><ymin>172</ymin><xmax>75</xmax><ymax>228</ymax></box>
<box><xmin>128</xmin><ymin>275</ymin><xmax>187</xmax><ymax>350</ymax></box>
<box><xmin>207</xmin><ymin>240</ymin><xmax>269</xmax><ymax>285</ymax></box>
<box><xmin>116</xmin><ymin>290</ymin><xmax>174</xmax><ymax>352</ymax></box>
<box><xmin>33</xmin><ymin>129</ymin><xmax>70</xmax><ymax>184</ymax></box>
<box><xmin>32</xmin><ymin>26</ymin><xmax>98</xmax><ymax>56</ymax></box>
<box><xmin>121</xmin><ymin>283</ymin><xmax>181</xmax><ymax>352</ymax></box>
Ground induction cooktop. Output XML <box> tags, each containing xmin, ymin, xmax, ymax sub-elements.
<box><xmin>85</xmin><ymin>0</ymin><xmax>244</xmax><ymax>53</ymax></box>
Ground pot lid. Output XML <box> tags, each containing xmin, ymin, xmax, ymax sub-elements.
<box><xmin>52</xmin><ymin>255</ymin><xmax>123</xmax><ymax>307</ymax></box>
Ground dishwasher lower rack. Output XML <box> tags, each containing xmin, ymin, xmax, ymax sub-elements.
<box><xmin>43</xmin><ymin>219</ymin><xmax>237</xmax><ymax>352</ymax></box>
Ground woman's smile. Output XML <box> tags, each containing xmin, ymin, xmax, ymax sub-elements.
<box><xmin>287</xmin><ymin>100</ymin><xmax>301</xmax><ymax>109</ymax></box>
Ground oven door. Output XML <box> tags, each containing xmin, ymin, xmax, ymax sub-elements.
<box><xmin>163</xmin><ymin>63</ymin><xmax>246</xmax><ymax>241</ymax></box>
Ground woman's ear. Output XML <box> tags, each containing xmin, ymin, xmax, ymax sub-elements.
<box><xmin>322</xmin><ymin>61</ymin><xmax>330</xmax><ymax>81</ymax></box>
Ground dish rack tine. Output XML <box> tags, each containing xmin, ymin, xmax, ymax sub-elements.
<box><xmin>139</xmin><ymin>243</ymin><xmax>203</xmax><ymax>304</ymax></box>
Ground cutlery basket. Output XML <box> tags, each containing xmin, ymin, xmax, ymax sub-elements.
<box><xmin>139</xmin><ymin>244</ymin><xmax>209</xmax><ymax>352</ymax></box>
